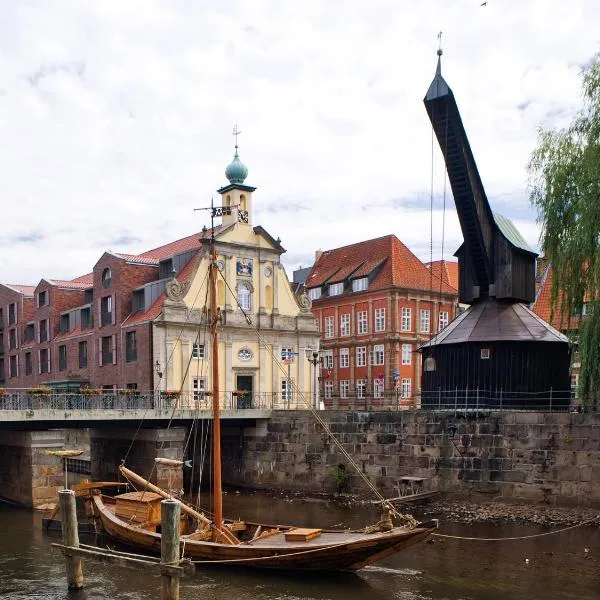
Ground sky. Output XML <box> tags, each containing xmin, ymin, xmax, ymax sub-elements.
<box><xmin>0</xmin><ymin>0</ymin><xmax>598</xmax><ymax>285</ymax></box>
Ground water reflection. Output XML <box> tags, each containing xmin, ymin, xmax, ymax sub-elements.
<box><xmin>0</xmin><ymin>497</ymin><xmax>597</xmax><ymax>600</ymax></box>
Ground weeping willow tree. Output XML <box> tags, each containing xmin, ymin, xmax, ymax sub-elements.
<box><xmin>529</xmin><ymin>55</ymin><xmax>600</xmax><ymax>406</ymax></box>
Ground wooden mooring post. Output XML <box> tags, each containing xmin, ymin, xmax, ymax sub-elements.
<box><xmin>53</xmin><ymin>495</ymin><xmax>188</xmax><ymax>599</ymax></box>
<box><xmin>161</xmin><ymin>499</ymin><xmax>181</xmax><ymax>600</ymax></box>
<box><xmin>58</xmin><ymin>489</ymin><xmax>84</xmax><ymax>590</ymax></box>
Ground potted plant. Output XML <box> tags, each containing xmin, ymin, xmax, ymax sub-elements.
<box><xmin>161</xmin><ymin>390</ymin><xmax>181</xmax><ymax>407</ymax></box>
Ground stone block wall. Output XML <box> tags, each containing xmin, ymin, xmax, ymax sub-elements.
<box><xmin>225</xmin><ymin>410</ymin><xmax>600</xmax><ymax>507</ymax></box>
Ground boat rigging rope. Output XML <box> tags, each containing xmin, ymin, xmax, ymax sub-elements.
<box><xmin>218</xmin><ymin>273</ymin><xmax>418</xmax><ymax>529</ymax></box>
<box><xmin>432</xmin><ymin>515</ymin><xmax>599</xmax><ymax>541</ymax></box>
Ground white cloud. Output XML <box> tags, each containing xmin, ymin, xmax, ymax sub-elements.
<box><xmin>0</xmin><ymin>0</ymin><xmax>597</xmax><ymax>283</ymax></box>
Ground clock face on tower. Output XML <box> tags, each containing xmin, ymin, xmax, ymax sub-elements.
<box><xmin>238</xmin><ymin>210</ymin><xmax>249</xmax><ymax>223</ymax></box>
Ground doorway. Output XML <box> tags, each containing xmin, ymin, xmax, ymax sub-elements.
<box><xmin>236</xmin><ymin>375</ymin><xmax>253</xmax><ymax>409</ymax></box>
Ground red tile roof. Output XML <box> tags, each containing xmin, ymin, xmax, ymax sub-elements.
<box><xmin>532</xmin><ymin>264</ymin><xmax>581</xmax><ymax>330</ymax></box>
<box><xmin>71</xmin><ymin>273</ymin><xmax>93</xmax><ymax>284</ymax></box>
<box><xmin>138</xmin><ymin>228</ymin><xmax>218</xmax><ymax>260</ymax></box>
<box><xmin>47</xmin><ymin>279</ymin><xmax>92</xmax><ymax>290</ymax></box>
<box><xmin>114</xmin><ymin>253</ymin><xmax>160</xmax><ymax>266</ymax></box>
<box><xmin>306</xmin><ymin>235</ymin><xmax>457</xmax><ymax>295</ymax></box>
<box><xmin>426</xmin><ymin>260</ymin><xmax>459</xmax><ymax>292</ymax></box>
<box><xmin>5</xmin><ymin>284</ymin><xmax>35</xmax><ymax>296</ymax></box>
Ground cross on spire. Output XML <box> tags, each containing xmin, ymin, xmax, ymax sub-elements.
<box><xmin>232</xmin><ymin>124</ymin><xmax>241</xmax><ymax>150</ymax></box>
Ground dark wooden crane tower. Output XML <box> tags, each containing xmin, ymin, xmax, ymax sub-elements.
<box><xmin>420</xmin><ymin>51</ymin><xmax>571</xmax><ymax>410</ymax></box>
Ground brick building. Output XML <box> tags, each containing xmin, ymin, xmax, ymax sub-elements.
<box><xmin>0</xmin><ymin>143</ymin><xmax>319</xmax><ymax>405</ymax></box>
<box><xmin>304</xmin><ymin>236</ymin><xmax>458</xmax><ymax>407</ymax></box>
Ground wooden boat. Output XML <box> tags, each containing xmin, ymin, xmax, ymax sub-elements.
<box><xmin>86</xmin><ymin>487</ymin><xmax>437</xmax><ymax>571</ymax></box>
<box><xmin>82</xmin><ymin>205</ymin><xmax>438</xmax><ymax>571</ymax></box>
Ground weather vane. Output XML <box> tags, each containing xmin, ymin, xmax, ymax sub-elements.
<box><xmin>232</xmin><ymin>123</ymin><xmax>241</xmax><ymax>148</ymax></box>
<box><xmin>437</xmin><ymin>31</ymin><xmax>443</xmax><ymax>52</ymax></box>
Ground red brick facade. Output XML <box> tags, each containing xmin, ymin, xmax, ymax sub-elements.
<box><xmin>306</xmin><ymin>236</ymin><xmax>459</xmax><ymax>407</ymax></box>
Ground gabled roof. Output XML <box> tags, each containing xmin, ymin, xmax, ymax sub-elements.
<box><xmin>4</xmin><ymin>284</ymin><xmax>35</xmax><ymax>297</ymax></box>
<box><xmin>114</xmin><ymin>253</ymin><xmax>160</xmax><ymax>266</ymax></box>
<box><xmin>71</xmin><ymin>273</ymin><xmax>93</xmax><ymax>284</ymax></box>
<box><xmin>305</xmin><ymin>235</ymin><xmax>457</xmax><ymax>294</ymax></box>
<box><xmin>426</xmin><ymin>260</ymin><xmax>459</xmax><ymax>292</ymax></box>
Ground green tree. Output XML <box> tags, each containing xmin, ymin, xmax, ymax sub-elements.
<box><xmin>529</xmin><ymin>55</ymin><xmax>600</xmax><ymax>406</ymax></box>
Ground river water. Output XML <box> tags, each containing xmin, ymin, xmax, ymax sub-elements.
<box><xmin>0</xmin><ymin>494</ymin><xmax>597</xmax><ymax>600</ymax></box>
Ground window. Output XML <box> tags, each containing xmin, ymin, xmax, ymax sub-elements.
<box><xmin>374</xmin><ymin>378</ymin><xmax>384</xmax><ymax>398</ymax></box>
<box><xmin>324</xmin><ymin>381</ymin><xmax>333</xmax><ymax>399</ymax></box>
<box><xmin>193</xmin><ymin>377</ymin><xmax>207</xmax><ymax>402</ymax></box>
<box><xmin>126</xmin><ymin>331</ymin><xmax>137</xmax><ymax>362</ymax></box>
<box><xmin>8</xmin><ymin>303</ymin><xmax>16</xmax><ymax>326</ymax></box>
<box><xmin>439</xmin><ymin>310</ymin><xmax>449</xmax><ymax>330</ymax></box>
<box><xmin>324</xmin><ymin>316</ymin><xmax>334</xmax><ymax>338</ymax></box>
<box><xmin>126</xmin><ymin>383</ymin><xmax>138</xmax><ymax>391</ymax></box>
<box><xmin>79</xmin><ymin>341</ymin><xmax>88</xmax><ymax>369</ymax></box>
<box><xmin>401</xmin><ymin>307</ymin><xmax>411</xmax><ymax>332</ymax></box>
<box><xmin>9</xmin><ymin>354</ymin><xmax>18</xmax><ymax>378</ymax></box>
<box><xmin>372</xmin><ymin>344</ymin><xmax>384</xmax><ymax>365</ymax></box>
<box><xmin>8</xmin><ymin>328</ymin><xmax>17</xmax><ymax>350</ymax></box>
<box><xmin>100</xmin><ymin>296</ymin><xmax>113</xmax><ymax>326</ymax></box>
<box><xmin>401</xmin><ymin>378</ymin><xmax>412</xmax><ymax>398</ymax></box>
<box><xmin>281</xmin><ymin>347</ymin><xmax>295</xmax><ymax>362</ymax></box>
<box><xmin>281</xmin><ymin>379</ymin><xmax>294</xmax><ymax>404</ymax></box>
<box><xmin>192</xmin><ymin>343</ymin><xmax>205</xmax><ymax>359</ymax></box>
<box><xmin>420</xmin><ymin>309</ymin><xmax>430</xmax><ymax>333</ymax></box>
<box><xmin>322</xmin><ymin>350</ymin><xmax>334</xmax><ymax>370</ymax></box>
<box><xmin>480</xmin><ymin>348</ymin><xmax>490</xmax><ymax>360</ymax></box>
<box><xmin>356</xmin><ymin>346</ymin><xmax>367</xmax><ymax>367</ymax></box>
<box><xmin>59</xmin><ymin>345</ymin><xmax>67</xmax><ymax>371</ymax></box>
<box><xmin>24</xmin><ymin>323</ymin><xmax>35</xmax><ymax>343</ymax></box>
<box><xmin>308</xmin><ymin>287</ymin><xmax>322</xmax><ymax>301</ymax></box>
<box><xmin>402</xmin><ymin>343</ymin><xmax>412</xmax><ymax>365</ymax></box>
<box><xmin>102</xmin><ymin>268</ymin><xmax>112</xmax><ymax>288</ymax></box>
<box><xmin>237</xmin><ymin>282</ymin><xmax>251</xmax><ymax>310</ymax></box>
<box><xmin>81</xmin><ymin>307</ymin><xmax>92</xmax><ymax>329</ymax></box>
<box><xmin>340</xmin><ymin>313</ymin><xmax>350</xmax><ymax>337</ymax></box>
<box><xmin>60</xmin><ymin>314</ymin><xmax>70</xmax><ymax>333</ymax></box>
<box><xmin>39</xmin><ymin>348</ymin><xmax>50</xmax><ymax>374</ymax></box>
<box><xmin>339</xmin><ymin>348</ymin><xmax>349</xmax><ymax>368</ymax></box>
<box><xmin>357</xmin><ymin>310</ymin><xmax>368</xmax><ymax>334</ymax></box>
<box><xmin>357</xmin><ymin>379</ymin><xmax>366</xmax><ymax>399</ymax></box>
<box><xmin>101</xmin><ymin>335</ymin><xmax>113</xmax><ymax>365</ymax></box>
<box><xmin>38</xmin><ymin>290</ymin><xmax>48</xmax><ymax>307</ymax></box>
<box><xmin>39</xmin><ymin>319</ymin><xmax>49</xmax><ymax>342</ymax></box>
<box><xmin>23</xmin><ymin>352</ymin><xmax>32</xmax><ymax>376</ymax></box>
<box><xmin>340</xmin><ymin>380</ymin><xmax>349</xmax><ymax>399</ymax></box>
<box><xmin>374</xmin><ymin>307</ymin><xmax>385</xmax><ymax>332</ymax></box>
<box><xmin>352</xmin><ymin>277</ymin><xmax>368</xmax><ymax>292</ymax></box>
<box><xmin>328</xmin><ymin>282</ymin><xmax>343</xmax><ymax>296</ymax></box>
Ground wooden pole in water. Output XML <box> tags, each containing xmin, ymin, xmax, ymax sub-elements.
<box><xmin>161</xmin><ymin>499</ymin><xmax>181</xmax><ymax>600</ymax></box>
<box><xmin>58</xmin><ymin>489</ymin><xmax>84</xmax><ymax>590</ymax></box>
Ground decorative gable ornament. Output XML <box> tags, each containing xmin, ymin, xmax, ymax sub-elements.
<box><xmin>165</xmin><ymin>278</ymin><xmax>189</xmax><ymax>303</ymax></box>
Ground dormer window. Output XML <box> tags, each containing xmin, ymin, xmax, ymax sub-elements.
<box><xmin>352</xmin><ymin>277</ymin><xmax>368</xmax><ymax>292</ymax></box>
<box><xmin>328</xmin><ymin>282</ymin><xmax>343</xmax><ymax>296</ymax></box>
<box><xmin>308</xmin><ymin>287</ymin><xmax>321</xmax><ymax>301</ymax></box>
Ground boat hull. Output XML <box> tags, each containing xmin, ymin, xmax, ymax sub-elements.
<box><xmin>90</xmin><ymin>495</ymin><xmax>436</xmax><ymax>571</ymax></box>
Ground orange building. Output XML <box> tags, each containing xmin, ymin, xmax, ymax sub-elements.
<box><xmin>305</xmin><ymin>236</ymin><xmax>458</xmax><ymax>408</ymax></box>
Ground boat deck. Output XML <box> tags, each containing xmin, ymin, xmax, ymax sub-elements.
<box><xmin>247</xmin><ymin>529</ymin><xmax>402</xmax><ymax>547</ymax></box>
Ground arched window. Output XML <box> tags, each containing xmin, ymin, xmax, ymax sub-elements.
<box><xmin>239</xmin><ymin>194</ymin><xmax>246</xmax><ymax>210</ymax></box>
<box><xmin>226</xmin><ymin>194</ymin><xmax>231</xmax><ymax>207</ymax></box>
<box><xmin>237</xmin><ymin>282</ymin><xmax>251</xmax><ymax>310</ymax></box>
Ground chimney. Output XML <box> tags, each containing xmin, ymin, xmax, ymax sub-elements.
<box><xmin>315</xmin><ymin>249</ymin><xmax>323</xmax><ymax>261</ymax></box>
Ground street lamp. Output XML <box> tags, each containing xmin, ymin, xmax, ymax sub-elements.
<box><xmin>305</xmin><ymin>348</ymin><xmax>321</xmax><ymax>410</ymax></box>
<box><xmin>155</xmin><ymin>360</ymin><xmax>163</xmax><ymax>379</ymax></box>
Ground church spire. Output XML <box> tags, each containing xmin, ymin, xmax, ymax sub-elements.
<box><xmin>225</xmin><ymin>124</ymin><xmax>249</xmax><ymax>184</ymax></box>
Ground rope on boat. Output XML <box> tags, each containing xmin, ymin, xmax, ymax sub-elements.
<box><xmin>432</xmin><ymin>515</ymin><xmax>599</xmax><ymax>541</ymax></box>
<box><xmin>218</xmin><ymin>275</ymin><xmax>418</xmax><ymax>530</ymax></box>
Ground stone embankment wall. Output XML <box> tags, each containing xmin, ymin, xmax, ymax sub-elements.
<box><xmin>224</xmin><ymin>410</ymin><xmax>600</xmax><ymax>507</ymax></box>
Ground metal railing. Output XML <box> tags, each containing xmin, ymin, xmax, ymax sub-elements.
<box><xmin>0</xmin><ymin>388</ymin><xmax>591</xmax><ymax>413</ymax></box>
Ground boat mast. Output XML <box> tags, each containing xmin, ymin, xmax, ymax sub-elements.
<box><xmin>208</xmin><ymin>199</ymin><xmax>224</xmax><ymax>535</ymax></box>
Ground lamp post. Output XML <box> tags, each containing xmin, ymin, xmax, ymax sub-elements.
<box><xmin>155</xmin><ymin>361</ymin><xmax>163</xmax><ymax>408</ymax></box>
<box><xmin>305</xmin><ymin>348</ymin><xmax>321</xmax><ymax>410</ymax></box>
